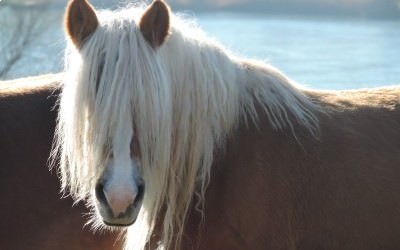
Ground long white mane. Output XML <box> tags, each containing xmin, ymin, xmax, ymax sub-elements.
<box><xmin>52</xmin><ymin>5</ymin><xmax>320</xmax><ymax>250</ymax></box>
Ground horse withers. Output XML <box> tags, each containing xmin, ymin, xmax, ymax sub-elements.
<box><xmin>0</xmin><ymin>74</ymin><xmax>122</xmax><ymax>250</ymax></box>
<box><xmin>54</xmin><ymin>0</ymin><xmax>400</xmax><ymax>249</ymax></box>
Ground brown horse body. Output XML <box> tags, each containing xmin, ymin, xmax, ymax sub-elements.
<box><xmin>1</xmin><ymin>74</ymin><xmax>400</xmax><ymax>249</ymax></box>
<box><xmin>0</xmin><ymin>75</ymin><xmax>122</xmax><ymax>250</ymax></box>
<box><xmin>56</xmin><ymin>0</ymin><xmax>400</xmax><ymax>248</ymax></box>
<box><xmin>176</xmin><ymin>87</ymin><xmax>400</xmax><ymax>250</ymax></box>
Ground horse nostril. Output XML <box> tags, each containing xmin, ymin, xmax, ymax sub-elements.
<box><xmin>135</xmin><ymin>181</ymin><xmax>145</xmax><ymax>205</ymax></box>
<box><xmin>95</xmin><ymin>181</ymin><xmax>107</xmax><ymax>206</ymax></box>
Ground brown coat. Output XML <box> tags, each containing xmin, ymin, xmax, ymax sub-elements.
<box><xmin>2</xmin><ymin>75</ymin><xmax>400</xmax><ymax>249</ymax></box>
<box><xmin>0</xmin><ymin>75</ymin><xmax>122</xmax><ymax>250</ymax></box>
<box><xmin>179</xmin><ymin>87</ymin><xmax>400</xmax><ymax>249</ymax></box>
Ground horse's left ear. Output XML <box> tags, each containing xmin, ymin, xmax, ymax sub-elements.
<box><xmin>139</xmin><ymin>0</ymin><xmax>170</xmax><ymax>49</ymax></box>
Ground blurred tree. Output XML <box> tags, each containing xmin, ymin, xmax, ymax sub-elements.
<box><xmin>0</xmin><ymin>0</ymin><xmax>53</xmax><ymax>79</ymax></box>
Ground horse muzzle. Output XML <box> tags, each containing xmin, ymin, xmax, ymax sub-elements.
<box><xmin>95</xmin><ymin>179</ymin><xmax>145</xmax><ymax>227</ymax></box>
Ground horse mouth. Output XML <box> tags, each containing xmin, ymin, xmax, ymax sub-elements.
<box><xmin>99</xmin><ymin>201</ymin><xmax>142</xmax><ymax>227</ymax></box>
<box><xmin>102</xmin><ymin>218</ymin><xmax>136</xmax><ymax>227</ymax></box>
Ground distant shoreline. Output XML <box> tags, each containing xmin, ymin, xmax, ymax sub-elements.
<box><xmin>4</xmin><ymin>1</ymin><xmax>400</xmax><ymax>20</ymax></box>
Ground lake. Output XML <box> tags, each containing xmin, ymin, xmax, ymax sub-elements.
<box><xmin>2</xmin><ymin>10</ymin><xmax>400</xmax><ymax>90</ymax></box>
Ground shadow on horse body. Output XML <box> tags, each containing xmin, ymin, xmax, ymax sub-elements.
<box><xmin>0</xmin><ymin>75</ymin><xmax>122</xmax><ymax>250</ymax></box>
<box><xmin>52</xmin><ymin>0</ymin><xmax>400</xmax><ymax>249</ymax></box>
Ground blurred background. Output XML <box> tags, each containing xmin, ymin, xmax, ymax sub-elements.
<box><xmin>0</xmin><ymin>0</ymin><xmax>399</xmax><ymax>89</ymax></box>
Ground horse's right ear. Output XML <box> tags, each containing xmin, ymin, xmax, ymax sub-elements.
<box><xmin>65</xmin><ymin>0</ymin><xmax>99</xmax><ymax>48</ymax></box>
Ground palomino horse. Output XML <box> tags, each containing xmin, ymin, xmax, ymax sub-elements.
<box><xmin>0</xmin><ymin>75</ymin><xmax>122</xmax><ymax>250</ymax></box>
<box><xmin>54</xmin><ymin>0</ymin><xmax>400</xmax><ymax>249</ymax></box>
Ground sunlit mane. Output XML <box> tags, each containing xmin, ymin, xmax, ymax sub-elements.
<box><xmin>52</xmin><ymin>5</ymin><xmax>320</xmax><ymax>250</ymax></box>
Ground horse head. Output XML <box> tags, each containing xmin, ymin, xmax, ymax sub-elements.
<box><xmin>61</xmin><ymin>0</ymin><xmax>172</xmax><ymax>227</ymax></box>
<box><xmin>55</xmin><ymin>0</ymin><xmax>320</xmax><ymax>249</ymax></box>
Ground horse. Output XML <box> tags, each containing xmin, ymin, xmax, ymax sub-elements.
<box><xmin>53</xmin><ymin>0</ymin><xmax>400</xmax><ymax>249</ymax></box>
<box><xmin>0</xmin><ymin>74</ymin><xmax>122</xmax><ymax>250</ymax></box>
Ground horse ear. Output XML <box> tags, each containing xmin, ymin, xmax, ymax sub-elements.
<box><xmin>65</xmin><ymin>0</ymin><xmax>99</xmax><ymax>48</ymax></box>
<box><xmin>139</xmin><ymin>0</ymin><xmax>170</xmax><ymax>49</ymax></box>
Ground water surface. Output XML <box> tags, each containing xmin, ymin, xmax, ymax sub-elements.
<box><xmin>2</xmin><ymin>11</ymin><xmax>399</xmax><ymax>90</ymax></box>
